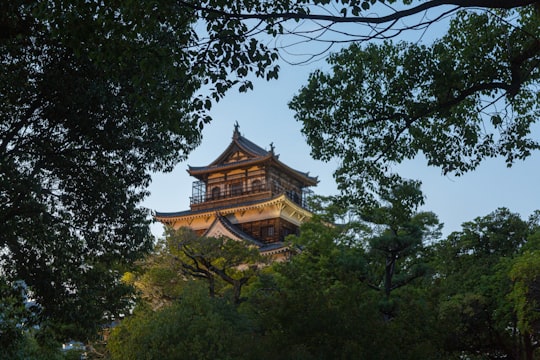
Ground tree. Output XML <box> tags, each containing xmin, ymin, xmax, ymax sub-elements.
<box><xmin>166</xmin><ymin>228</ymin><xmax>264</xmax><ymax>304</ymax></box>
<box><xmin>182</xmin><ymin>1</ymin><xmax>535</xmax><ymax>22</ymax></box>
<box><xmin>1</xmin><ymin>0</ymin><xmax>278</xmax><ymax>340</ymax></box>
<box><xmin>298</xmin><ymin>186</ymin><xmax>440</xmax><ymax>306</ymax></box>
<box><xmin>126</xmin><ymin>228</ymin><xmax>264</xmax><ymax>306</ymax></box>
<box><xmin>432</xmin><ymin>208</ymin><xmax>539</xmax><ymax>358</ymax></box>
<box><xmin>179</xmin><ymin>1</ymin><xmax>538</xmax><ymax>66</ymax></box>
<box><xmin>243</xmin><ymin>192</ymin><xmax>443</xmax><ymax>359</ymax></box>
<box><xmin>289</xmin><ymin>5</ymin><xmax>539</xmax><ymax>202</ymax></box>
<box><xmin>3</xmin><ymin>0</ymin><xmax>537</xmax><ymax>343</ymax></box>
<box><xmin>107</xmin><ymin>283</ymin><xmax>253</xmax><ymax>360</ymax></box>
<box><xmin>0</xmin><ymin>279</ymin><xmax>64</xmax><ymax>359</ymax></box>
<box><xmin>509</xmin><ymin>251</ymin><xmax>540</xmax><ymax>360</ymax></box>
<box><xmin>110</xmin><ymin>229</ymin><xmax>265</xmax><ymax>358</ymax></box>
<box><xmin>362</xmin><ymin>181</ymin><xmax>440</xmax><ymax>297</ymax></box>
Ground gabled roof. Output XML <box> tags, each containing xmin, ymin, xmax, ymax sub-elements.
<box><xmin>203</xmin><ymin>214</ymin><xmax>264</xmax><ymax>246</ymax></box>
<box><xmin>187</xmin><ymin>124</ymin><xmax>318</xmax><ymax>186</ymax></box>
<box><xmin>203</xmin><ymin>214</ymin><xmax>288</xmax><ymax>255</ymax></box>
<box><xmin>210</xmin><ymin>127</ymin><xmax>269</xmax><ymax>164</ymax></box>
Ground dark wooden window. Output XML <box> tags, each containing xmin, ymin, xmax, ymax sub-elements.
<box><xmin>251</xmin><ymin>179</ymin><xmax>263</xmax><ymax>192</ymax></box>
<box><xmin>211</xmin><ymin>186</ymin><xmax>221</xmax><ymax>199</ymax></box>
<box><xmin>262</xmin><ymin>225</ymin><xmax>275</xmax><ymax>238</ymax></box>
<box><xmin>230</xmin><ymin>182</ymin><xmax>243</xmax><ymax>196</ymax></box>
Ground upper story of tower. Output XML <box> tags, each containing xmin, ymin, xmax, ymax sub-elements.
<box><xmin>187</xmin><ymin>123</ymin><xmax>318</xmax><ymax>212</ymax></box>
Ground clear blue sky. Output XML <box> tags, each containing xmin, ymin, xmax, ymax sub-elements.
<box><xmin>144</xmin><ymin>9</ymin><xmax>540</xmax><ymax>239</ymax></box>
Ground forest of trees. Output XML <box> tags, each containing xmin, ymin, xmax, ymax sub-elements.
<box><xmin>108</xmin><ymin>196</ymin><xmax>540</xmax><ymax>360</ymax></box>
<box><xmin>7</xmin><ymin>189</ymin><xmax>540</xmax><ymax>359</ymax></box>
<box><xmin>1</xmin><ymin>0</ymin><xmax>539</xmax><ymax>359</ymax></box>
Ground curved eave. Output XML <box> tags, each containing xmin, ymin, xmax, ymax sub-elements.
<box><xmin>259</xmin><ymin>243</ymin><xmax>289</xmax><ymax>256</ymax></box>
<box><xmin>269</xmin><ymin>157</ymin><xmax>319</xmax><ymax>187</ymax></box>
<box><xmin>188</xmin><ymin>154</ymin><xmax>273</xmax><ymax>178</ymax></box>
<box><xmin>154</xmin><ymin>194</ymin><xmax>313</xmax><ymax>224</ymax></box>
<box><xmin>210</xmin><ymin>133</ymin><xmax>269</xmax><ymax>167</ymax></box>
<box><xmin>189</xmin><ymin>154</ymin><xmax>318</xmax><ymax>187</ymax></box>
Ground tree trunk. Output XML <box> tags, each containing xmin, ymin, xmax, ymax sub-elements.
<box><xmin>384</xmin><ymin>255</ymin><xmax>396</xmax><ymax>299</ymax></box>
<box><xmin>523</xmin><ymin>332</ymin><xmax>534</xmax><ymax>360</ymax></box>
<box><xmin>208</xmin><ymin>276</ymin><xmax>215</xmax><ymax>298</ymax></box>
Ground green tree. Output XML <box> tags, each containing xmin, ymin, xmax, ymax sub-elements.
<box><xmin>0</xmin><ymin>279</ymin><xmax>64</xmax><ymax>359</ymax></box>
<box><xmin>4</xmin><ymin>0</ymin><xmax>538</xmax><ymax>345</ymax></box>
<box><xmin>126</xmin><ymin>228</ymin><xmax>264</xmax><ymax>307</ymax></box>
<box><xmin>432</xmin><ymin>208</ymin><xmax>539</xmax><ymax>358</ymax></box>
<box><xmin>165</xmin><ymin>228</ymin><xmax>264</xmax><ymax>304</ymax></box>
<box><xmin>509</xmin><ymin>250</ymin><xmax>540</xmax><ymax>359</ymax></box>
<box><xmin>107</xmin><ymin>283</ymin><xmax>253</xmax><ymax>360</ymax></box>
<box><xmin>0</xmin><ymin>280</ymin><xmax>30</xmax><ymax>348</ymax></box>
<box><xmin>1</xmin><ymin>0</ymin><xmax>278</xmax><ymax>340</ymax></box>
<box><xmin>360</xmin><ymin>181</ymin><xmax>441</xmax><ymax>316</ymax></box>
<box><xmin>245</xmin><ymin>213</ymin><xmax>375</xmax><ymax>359</ymax></box>
<box><xmin>244</xmin><ymin>197</ymin><xmax>443</xmax><ymax>359</ymax></box>
<box><xmin>122</xmin><ymin>247</ymin><xmax>187</xmax><ymax>312</ymax></box>
<box><xmin>289</xmin><ymin>5</ymin><xmax>539</xmax><ymax>202</ymax></box>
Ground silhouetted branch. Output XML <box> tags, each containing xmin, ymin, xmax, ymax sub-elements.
<box><xmin>178</xmin><ymin>0</ymin><xmax>536</xmax><ymax>25</ymax></box>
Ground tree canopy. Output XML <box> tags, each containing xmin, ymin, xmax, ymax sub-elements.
<box><xmin>2</xmin><ymin>0</ymin><xmax>538</xmax><ymax>346</ymax></box>
<box><xmin>432</xmin><ymin>208</ymin><xmax>540</xmax><ymax>359</ymax></box>
<box><xmin>108</xmin><ymin>283</ymin><xmax>253</xmax><ymax>360</ymax></box>
<box><xmin>109</xmin><ymin>206</ymin><xmax>540</xmax><ymax>359</ymax></box>
<box><xmin>178</xmin><ymin>0</ymin><xmax>537</xmax><ymax>63</ymax></box>
<box><xmin>289</xmin><ymin>5</ymin><xmax>539</xmax><ymax>203</ymax></box>
<box><xmin>0</xmin><ymin>0</ymin><xmax>278</xmax><ymax>341</ymax></box>
<box><xmin>124</xmin><ymin>228</ymin><xmax>263</xmax><ymax>308</ymax></box>
<box><xmin>132</xmin><ymin>0</ymin><xmax>538</xmax><ymax>205</ymax></box>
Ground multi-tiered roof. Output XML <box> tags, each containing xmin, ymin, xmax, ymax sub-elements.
<box><xmin>155</xmin><ymin>124</ymin><xmax>318</xmax><ymax>256</ymax></box>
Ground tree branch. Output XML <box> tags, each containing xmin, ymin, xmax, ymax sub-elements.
<box><xmin>178</xmin><ymin>0</ymin><xmax>537</xmax><ymax>25</ymax></box>
<box><xmin>390</xmin><ymin>272</ymin><xmax>424</xmax><ymax>291</ymax></box>
<box><xmin>509</xmin><ymin>39</ymin><xmax>540</xmax><ymax>96</ymax></box>
<box><xmin>374</xmin><ymin>55</ymin><xmax>538</xmax><ymax>164</ymax></box>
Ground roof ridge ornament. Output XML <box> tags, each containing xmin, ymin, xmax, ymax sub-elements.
<box><xmin>233</xmin><ymin>121</ymin><xmax>240</xmax><ymax>139</ymax></box>
<box><xmin>269</xmin><ymin>142</ymin><xmax>275</xmax><ymax>154</ymax></box>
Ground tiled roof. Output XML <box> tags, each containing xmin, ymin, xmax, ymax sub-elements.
<box><xmin>211</xmin><ymin>214</ymin><xmax>264</xmax><ymax>246</ymax></box>
<box><xmin>212</xmin><ymin>215</ymin><xmax>288</xmax><ymax>253</ymax></box>
<box><xmin>154</xmin><ymin>195</ymin><xmax>283</xmax><ymax>219</ymax></box>
<box><xmin>187</xmin><ymin>126</ymin><xmax>318</xmax><ymax>185</ymax></box>
<box><xmin>236</xmin><ymin>133</ymin><xmax>268</xmax><ymax>157</ymax></box>
<box><xmin>259</xmin><ymin>242</ymin><xmax>288</xmax><ymax>252</ymax></box>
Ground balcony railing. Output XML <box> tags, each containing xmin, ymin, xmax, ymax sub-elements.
<box><xmin>190</xmin><ymin>182</ymin><xmax>269</xmax><ymax>205</ymax></box>
<box><xmin>190</xmin><ymin>180</ymin><xmax>314</xmax><ymax>211</ymax></box>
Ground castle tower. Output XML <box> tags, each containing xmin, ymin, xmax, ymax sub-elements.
<box><xmin>155</xmin><ymin>124</ymin><xmax>318</xmax><ymax>258</ymax></box>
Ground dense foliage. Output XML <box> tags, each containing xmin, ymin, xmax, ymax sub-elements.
<box><xmin>290</xmin><ymin>6</ymin><xmax>540</xmax><ymax>204</ymax></box>
<box><xmin>2</xmin><ymin>0</ymin><xmax>538</xmax><ymax>354</ymax></box>
<box><xmin>108</xmin><ymin>206</ymin><xmax>540</xmax><ymax>359</ymax></box>
<box><xmin>108</xmin><ymin>283</ymin><xmax>253</xmax><ymax>360</ymax></box>
<box><xmin>0</xmin><ymin>0</ymin><xmax>279</xmax><ymax>344</ymax></box>
<box><xmin>123</xmin><ymin>228</ymin><xmax>263</xmax><ymax>309</ymax></box>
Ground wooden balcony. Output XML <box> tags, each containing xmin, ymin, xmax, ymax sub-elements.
<box><xmin>190</xmin><ymin>182</ymin><xmax>272</xmax><ymax>211</ymax></box>
<box><xmin>189</xmin><ymin>181</ymin><xmax>314</xmax><ymax>211</ymax></box>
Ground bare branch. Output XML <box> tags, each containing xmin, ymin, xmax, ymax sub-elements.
<box><xmin>178</xmin><ymin>0</ymin><xmax>536</xmax><ymax>25</ymax></box>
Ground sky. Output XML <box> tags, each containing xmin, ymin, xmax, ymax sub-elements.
<box><xmin>144</xmin><ymin>63</ymin><xmax>540</xmax><ymax>240</ymax></box>
<box><xmin>143</xmin><ymin>8</ymin><xmax>540</xmax><ymax>240</ymax></box>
